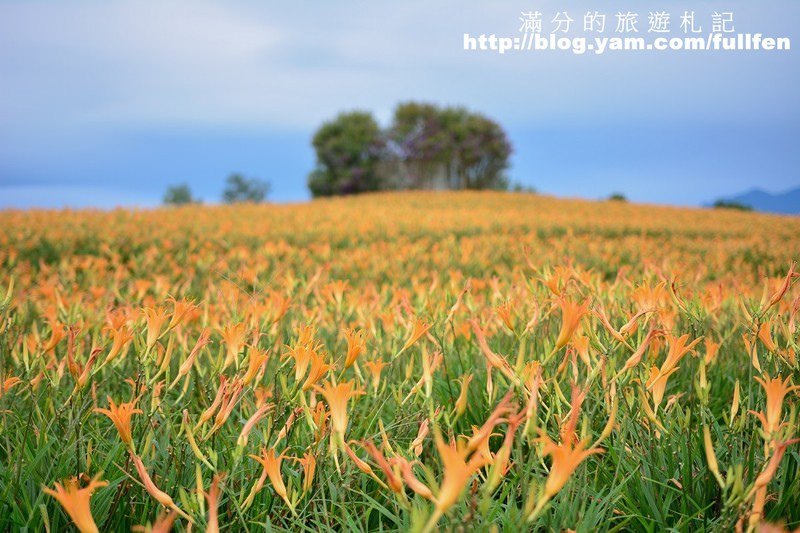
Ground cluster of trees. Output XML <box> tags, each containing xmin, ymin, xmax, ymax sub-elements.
<box><xmin>163</xmin><ymin>103</ymin><xmax>514</xmax><ymax>203</ymax></box>
<box><xmin>713</xmin><ymin>199</ymin><xmax>753</xmax><ymax>211</ymax></box>
<box><xmin>308</xmin><ymin>102</ymin><xmax>513</xmax><ymax>197</ymax></box>
<box><xmin>163</xmin><ymin>173</ymin><xmax>270</xmax><ymax>205</ymax></box>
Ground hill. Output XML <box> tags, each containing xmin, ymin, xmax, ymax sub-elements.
<box><xmin>2</xmin><ymin>191</ymin><xmax>800</xmax><ymax>531</ymax></box>
<box><xmin>713</xmin><ymin>186</ymin><xmax>800</xmax><ymax>215</ymax></box>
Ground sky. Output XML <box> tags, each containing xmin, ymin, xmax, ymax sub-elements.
<box><xmin>0</xmin><ymin>0</ymin><xmax>798</xmax><ymax>208</ymax></box>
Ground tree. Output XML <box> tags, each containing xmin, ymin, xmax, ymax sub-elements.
<box><xmin>308</xmin><ymin>111</ymin><xmax>386</xmax><ymax>197</ymax></box>
<box><xmin>307</xmin><ymin>103</ymin><xmax>513</xmax><ymax>197</ymax></box>
<box><xmin>608</xmin><ymin>193</ymin><xmax>627</xmax><ymax>202</ymax></box>
<box><xmin>512</xmin><ymin>182</ymin><xmax>537</xmax><ymax>193</ymax></box>
<box><xmin>713</xmin><ymin>199</ymin><xmax>752</xmax><ymax>211</ymax></box>
<box><xmin>445</xmin><ymin>109</ymin><xmax>511</xmax><ymax>190</ymax></box>
<box><xmin>163</xmin><ymin>184</ymin><xmax>198</xmax><ymax>205</ymax></box>
<box><xmin>387</xmin><ymin>102</ymin><xmax>451</xmax><ymax>189</ymax></box>
<box><xmin>222</xmin><ymin>173</ymin><xmax>270</xmax><ymax>203</ymax></box>
<box><xmin>385</xmin><ymin>102</ymin><xmax>512</xmax><ymax>191</ymax></box>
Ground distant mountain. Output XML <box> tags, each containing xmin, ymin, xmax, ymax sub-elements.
<box><xmin>711</xmin><ymin>186</ymin><xmax>800</xmax><ymax>215</ymax></box>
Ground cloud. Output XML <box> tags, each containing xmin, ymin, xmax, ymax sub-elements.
<box><xmin>1</xmin><ymin>0</ymin><xmax>798</xmax><ymax>137</ymax></box>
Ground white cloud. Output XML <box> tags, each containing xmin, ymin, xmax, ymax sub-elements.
<box><xmin>0</xmin><ymin>0</ymin><xmax>798</xmax><ymax>139</ymax></box>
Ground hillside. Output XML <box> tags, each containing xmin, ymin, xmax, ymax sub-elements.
<box><xmin>3</xmin><ymin>192</ymin><xmax>798</xmax><ymax>280</ymax></box>
<box><xmin>1</xmin><ymin>191</ymin><xmax>799</xmax><ymax>532</ymax></box>
<box><xmin>715</xmin><ymin>186</ymin><xmax>800</xmax><ymax>215</ymax></box>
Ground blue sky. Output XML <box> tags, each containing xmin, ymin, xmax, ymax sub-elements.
<box><xmin>0</xmin><ymin>0</ymin><xmax>798</xmax><ymax>208</ymax></box>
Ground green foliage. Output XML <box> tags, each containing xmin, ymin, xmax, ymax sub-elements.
<box><xmin>713</xmin><ymin>200</ymin><xmax>753</xmax><ymax>211</ymax></box>
<box><xmin>308</xmin><ymin>102</ymin><xmax>512</xmax><ymax>196</ymax></box>
<box><xmin>222</xmin><ymin>173</ymin><xmax>270</xmax><ymax>203</ymax></box>
<box><xmin>512</xmin><ymin>182</ymin><xmax>537</xmax><ymax>194</ymax></box>
<box><xmin>608</xmin><ymin>193</ymin><xmax>627</xmax><ymax>202</ymax></box>
<box><xmin>163</xmin><ymin>183</ymin><xmax>199</xmax><ymax>206</ymax></box>
<box><xmin>388</xmin><ymin>102</ymin><xmax>512</xmax><ymax>191</ymax></box>
<box><xmin>308</xmin><ymin>112</ymin><xmax>386</xmax><ymax>197</ymax></box>
<box><xmin>2</xmin><ymin>194</ymin><xmax>799</xmax><ymax>532</ymax></box>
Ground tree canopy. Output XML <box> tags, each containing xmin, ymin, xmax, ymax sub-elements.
<box><xmin>308</xmin><ymin>103</ymin><xmax>512</xmax><ymax>197</ymax></box>
<box><xmin>222</xmin><ymin>173</ymin><xmax>270</xmax><ymax>203</ymax></box>
<box><xmin>163</xmin><ymin>183</ymin><xmax>199</xmax><ymax>206</ymax></box>
<box><xmin>308</xmin><ymin>111</ymin><xmax>385</xmax><ymax>197</ymax></box>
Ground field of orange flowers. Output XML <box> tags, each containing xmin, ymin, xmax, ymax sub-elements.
<box><xmin>1</xmin><ymin>191</ymin><xmax>799</xmax><ymax>532</ymax></box>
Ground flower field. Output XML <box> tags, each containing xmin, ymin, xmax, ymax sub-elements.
<box><xmin>1</xmin><ymin>191</ymin><xmax>799</xmax><ymax>532</ymax></box>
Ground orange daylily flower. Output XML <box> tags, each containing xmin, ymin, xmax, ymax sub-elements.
<box><xmin>454</xmin><ymin>373</ymin><xmax>473</xmax><ymax>417</ymax></box>
<box><xmin>43</xmin><ymin>475</ymin><xmax>108</xmax><ymax>533</ymax></box>
<box><xmin>362</xmin><ymin>359</ymin><xmax>389</xmax><ymax>390</ymax></box>
<box><xmin>94</xmin><ymin>396</ymin><xmax>142</xmax><ymax>448</ymax></box>
<box><xmin>301</xmin><ymin>352</ymin><xmax>332</xmax><ymax>391</ymax></box>
<box><xmin>399</xmin><ymin>318</ymin><xmax>431</xmax><ymax>354</ymax></box>
<box><xmin>242</xmin><ymin>348</ymin><xmax>270</xmax><ymax>386</ymax></box>
<box><xmin>237</xmin><ymin>403</ymin><xmax>273</xmax><ymax>448</ymax></box>
<box><xmin>704</xmin><ymin>338</ymin><xmax>721</xmax><ymax>365</ymax></box>
<box><xmin>142</xmin><ymin>307</ymin><xmax>169</xmax><ymax>350</ymax></box>
<box><xmin>218</xmin><ymin>322</ymin><xmax>248</xmax><ymax>370</ymax></box>
<box><xmin>207</xmin><ymin>379</ymin><xmax>244</xmax><ymax>439</ymax></box>
<box><xmin>469</xmin><ymin>320</ymin><xmax>518</xmax><ymax>384</ymax></box>
<box><xmin>522</xmin><ymin>363</ymin><xmax>543</xmax><ymax>435</ymax></box>
<box><xmin>311</xmin><ymin>401</ymin><xmax>329</xmax><ymax>444</ymax></box>
<box><xmin>1</xmin><ymin>376</ymin><xmax>22</xmax><ymax>398</ymax></box>
<box><xmin>342</xmin><ymin>439</ymin><xmax>376</xmax><ymax>476</ymax></box>
<box><xmin>432</xmin><ymin>430</ymin><xmax>492</xmax><ymax>513</ymax></box>
<box><xmin>167</xmin><ymin>297</ymin><xmax>197</xmax><ymax>330</ymax></box>
<box><xmin>266</xmin><ymin>292</ymin><xmax>291</xmax><ymax>323</ymax></box>
<box><xmin>284</xmin><ymin>329</ymin><xmax>324</xmax><ymax>382</ymax></box>
<box><xmin>67</xmin><ymin>341</ymin><xmax>101</xmax><ymax>391</ymax></box>
<box><xmin>395</xmin><ymin>396</ymin><xmax>512</xmax><ymax>530</ymax></box>
<box><xmin>495</xmin><ymin>301</ymin><xmax>515</xmax><ymax>331</ymax></box>
<box><xmin>362</xmin><ymin>441</ymin><xmax>404</xmax><ymax>493</ymax></box>
<box><xmin>748</xmin><ymin>438</ymin><xmax>800</xmax><ymax>529</ymax></box>
<box><xmin>764</xmin><ymin>262</ymin><xmax>798</xmax><ymax>310</ymax></box>
<box><xmin>757</xmin><ymin>321</ymin><xmax>778</xmax><ymax>352</ymax></box>
<box><xmin>540</xmin><ymin>265</ymin><xmax>572</xmax><ymax>296</ymax></box>
<box><xmin>249</xmin><ymin>448</ymin><xmax>292</xmax><ymax>509</ymax></box>
<box><xmin>321</xmin><ymin>279</ymin><xmax>348</xmax><ymax>307</ymax></box>
<box><xmin>465</xmin><ymin>391</ymin><xmax>516</xmax><ymax>454</ymax></box>
<box><xmin>196</xmin><ymin>375</ymin><xmax>232</xmax><ymax>429</ymax></box>
<box><xmin>344</xmin><ymin>328</ymin><xmax>366</xmax><ymax>368</ymax></box>
<box><xmin>203</xmin><ymin>474</ymin><xmax>224</xmax><ymax>533</ymax></box>
<box><xmin>528</xmin><ymin>393</ymin><xmax>604</xmax><ymax>520</ymax></box>
<box><xmin>394</xmin><ymin>456</ymin><xmax>434</xmax><ymax>500</ymax></box>
<box><xmin>170</xmin><ymin>327</ymin><xmax>211</xmax><ymax>388</ymax></box>
<box><xmin>43</xmin><ymin>319</ymin><xmax>66</xmax><ymax>354</ymax></box>
<box><xmin>570</xmin><ymin>335</ymin><xmax>591</xmax><ymax>365</ymax></box>
<box><xmin>102</xmin><ymin>324</ymin><xmax>134</xmax><ymax>365</ymax></box>
<box><xmin>314</xmin><ymin>380</ymin><xmax>364</xmax><ymax>439</ymax></box>
<box><xmin>486</xmin><ymin>410</ymin><xmax>526</xmax><ymax>492</ymax></box>
<box><xmin>554</xmin><ymin>298</ymin><xmax>590</xmax><ymax>351</ymax></box>
<box><xmin>750</xmin><ymin>439</ymin><xmax>800</xmax><ymax>498</ymax></box>
<box><xmin>130</xmin><ymin>453</ymin><xmax>190</xmax><ymax>521</ymax></box>
<box><xmin>131</xmin><ymin>510</ymin><xmax>178</xmax><ymax>533</ymax></box>
<box><xmin>751</xmin><ymin>375</ymin><xmax>800</xmax><ymax>438</ymax></box>
<box><xmin>541</xmin><ymin>434</ymin><xmax>604</xmax><ymax>500</ymax></box>
<box><xmin>645</xmin><ymin>333</ymin><xmax>701</xmax><ymax>410</ymax></box>
<box><xmin>295</xmin><ymin>451</ymin><xmax>317</xmax><ymax>494</ymax></box>
<box><xmin>411</xmin><ymin>418</ymin><xmax>430</xmax><ymax>456</ymax></box>
<box><xmin>618</xmin><ymin>328</ymin><xmax>660</xmax><ymax>374</ymax></box>
<box><xmin>401</xmin><ymin>428</ymin><xmax>495</xmax><ymax>530</ymax></box>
